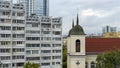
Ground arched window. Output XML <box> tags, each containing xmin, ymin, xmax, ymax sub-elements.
<box><xmin>91</xmin><ymin>62</ymin><xmax>95</xmax><ymax>68</ymax></box>
<box><xmin>76</xmin><ymin>39</ymin><xmax>80</xmax><ymax>52</ymax></box>
<box><xmin>85</xmin><ymin>62</ymin><xmax>88</xmax><ymax>68</ymax></box>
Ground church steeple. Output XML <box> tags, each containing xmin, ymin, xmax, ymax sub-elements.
<box><xmin>76</xmin><ymin>13</ymin><xmax>79</xmax><ymax>25</ymax></box>
<box><xmin>72</xmin><ymin>19</ymin><xmax>74</xmax><ymax>28</ymax></box>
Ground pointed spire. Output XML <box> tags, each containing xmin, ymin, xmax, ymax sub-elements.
<box><xmin>72</xmin><ymin>19</ymin><xmax>74</xmax><ymax>28</ymax></box>
<box><xmin>76</xmin><ymin>13</ymin><xmax>79</xmax><ymax>25</ymax></box>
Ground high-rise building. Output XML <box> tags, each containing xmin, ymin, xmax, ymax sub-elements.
<box><xmin>0</xmin><ymin>0</ymin><xmax>26</xmax><ymax>68</ymax></box>
<box><xmin>102</xmin><ymin>25</ymin><xmax>117</xmax><ymax>34</ymax></box>
<box><xmin>25</xmin><ymin>0</ymin><xmax>49</xmax><ymax>16</ymax></box>
<box><xmin>26</xmin><ymin>15</ymin><xmax>62</xmax><ymax>68</ymax></box>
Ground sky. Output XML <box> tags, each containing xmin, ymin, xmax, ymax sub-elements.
<box><xmin>50</xmin><ymin>0</ymin><xmax>120</xmax><ymax>35</ymax></box>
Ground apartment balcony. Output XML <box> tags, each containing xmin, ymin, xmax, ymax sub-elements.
<box><xmin>26</xmin><ymin>27</ymin><xmax>40</xmax><ymax>31</ymax></box>
<box><xmin>26</xmin><ymin>54</ymin><xmax>40</xmax><ymax>57</ymax></box>
<box><xmin>26</xmin><ymin>41</ymin><xmax>40</xmax><ymax>43</ymax></box>
<box><xmin>0</xmin><ymin>30</ymin><xmax>11</xmax><ymax>34</ymax></box>
<box><xmin>12</xmin><ymin>59</ymin><xmax>25</xmax><ymax>63</ymax></box>
<box><xmin>12</xmin><ymin>16</ymin><xmax>25</xmax><ymax>20</ymax></box>
<box><xmin>52</xmin><ymin>53</ymin><xmax>61</xmax><ymax>56</ymax></box>
<box><xmin>12</xmin><ymin>52</ymin><xmax>25</xmax><ymax>55</ymax></box>
<box><xmin>0</xmin><ymin>60</ymin><xmax>11</xmax><ymax>64</ymax></box>
<box><xmin>13</xmin><ymin>66</ymin><xmax>23</xmax><ymax>68</ymax></box>
<box><xmin>40</xmin><ymin>40</ymin><xmax>51</xmax><ymax>43</ymax></box>
<box><xmin>27</xmin><ymin>60</ymin><xmax>40</xmax><ymax>63</ymax></box>
<box><xmin>26</xmin><ymin>34</ymin><xmax>40</xmax><ymax>37</ymax></box>
<box><xmin>41</xmin><ymin>28</ymin><xmax>51</xmax><ymax>31</ymax></box>
<box><xmin>0</xmin><ymin>22</ymin><xmax>11</xmax><ymax>26</ymax></box>
<box><xmin>0</xmin><ymin>53</ymin><xmax>11</xmax><ymax>56</ymax></box>
<box><xmin>26</xmin><ymin>47</ymin><xmax>39</xmax><ymax>50</ymax></box>
<box><xmin>12</xmin><ymin>31</ymin><xmax>25</xmax><ymax>34</ymax></box>
<box><xmin>0</xmin><ymin>15</ymin><xmax>11</xmax><ymax>19</ymax></box>
<box><xmin>0</xmin><ymin>7</ymin><xmax>11</xmax><ymax>10</ymax></box>
<box><xmin>0</xmin><ymin>38</ymin><xmax>11</xmax><ymax>41</ymax></box>
<box><xmin>12</xmin><ymin>23</ymin><xmax>25</xmax><ymax>27</ymax></box>
<box><xmin>0</xmin><ymin>45</ymin><xmax>11</xmax><ymax>48</ymax></box>
<box><xmin>41</xmin><ymin>53</ymin><xmax>52</xmax><ymax>56</ymax></box>
<box><xmin>52</xmin><ymin>35</ymin><xmax>61</xmax><ymax>37</ymax></box>
<box><xmin>12</xmin><ymin>38</ymin><xmax>25</xmax><ymax>41</ymax></box>
<box><xmin>12</xmin><ymin>44</ymin><xmax>25</xmax><ymax>48</ymax></box>
<box><xmin>53</xmin><ymin>28</ymin><xmax>61</xmax><ymax>31</ymax></box>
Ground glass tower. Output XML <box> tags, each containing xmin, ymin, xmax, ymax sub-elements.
<box><xmin>26</xmin><ymin>0</ymin><xmax>49</xmax><ymax>16</ymax></box>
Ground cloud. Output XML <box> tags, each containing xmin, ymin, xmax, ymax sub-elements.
<box><xmin>81</xmin><ymin>9</ymin><xmax>112</xmax><ymax>18</ymax></box>
<box><xmin>49</xmin><ymin>0</ymin><xmax>120</xmax><ymax>35</ymax></box>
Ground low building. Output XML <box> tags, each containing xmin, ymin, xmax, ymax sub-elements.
<box><xmin>104</xmin><ymin>32</ymin><xmax>120</xmax><ymax>38</ymax></box>
<box><xmin>67</xmin><ymin>15</ymin><xmax>120</xmax><ymax>68</ymax></box>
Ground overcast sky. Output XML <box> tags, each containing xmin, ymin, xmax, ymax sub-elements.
<box><xmin>50</xmin><ymin>0</ymin><xmax>120</xmax><ymax>35</ymax></box>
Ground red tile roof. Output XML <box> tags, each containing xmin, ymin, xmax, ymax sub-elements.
<box><xmin>86</xmin><ymin>38</ymin><xmax>120</xmax><ymax>53</ymax></box>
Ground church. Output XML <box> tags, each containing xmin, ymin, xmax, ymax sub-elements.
<box><xmin>67</xmin><ymin>14</ymin><xmax>120</xmax><ymax>68</ymax></box>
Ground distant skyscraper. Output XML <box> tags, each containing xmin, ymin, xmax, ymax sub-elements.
<box><xmin>26</xmin><ymin>0</ymin><xmax>49</xmax><ymax>16</ymax></box>
<box><xmin>102</xmin><ymin>25</ymin><xmax>117</xmax><ymax>34</ymax></box>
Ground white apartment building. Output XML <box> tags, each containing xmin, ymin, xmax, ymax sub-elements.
<box><xmin>0</xmin><ymin>0</ymin><xmax>25</xmax><ymax>68</ymax></box>
<box><xmin>26</xmin><ymin>14</ymin><xmax>62</xmax><ymax>68</ymax></box>
<box><xmin>0</xmin><ymin>1</ymin><xmax>62</xmax><ymax>68</ymax></box>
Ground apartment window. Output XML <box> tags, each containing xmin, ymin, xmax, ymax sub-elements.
<box><xmin>53</xmin><ymin>50</ymin><xmax>61</xmax><ymax>53</ymax></box>
<box><xmin>41</xmin><ymin>56</ymin><xmax>51</xmax><ymax>60</ymax></box>
<box><xmin>0</xmin><ymin>19</ymin><xmax>5</xmax><ymax>22</ymax></box>
<box><xmin>26</xmin><ymin>37</ymin><xmax>40</xmax><ymax>40</ymax></box>
<box><xmin>53</xmin><ymin>31</ymin><xmax>61</xmax><ymax>35</ymax></box>
<box><xmin>41</xmin><ymin>63</ymin><xmax>50</xmax><ymax>66</ymax></box>
<box><xmin>12</xmin><ymin>34</ymin><xmax>24</xmax><ymax>38</ymax></box>
<box><xmin>26</xmin><ymin>44</ymin><xmax>40</xmax><ymax>47</ymax></box>
<box><xmin>0</xmin><ymin>26</ymin><xmax>11</xmax><ymax>30</ymax></box>
<box><xmin>17</xmin><ymin>13</ymin><xmax>23</xmax><ymax>16</ymax></box>
<box><xmin>52</xmin><ymin>56</ymin><xmax>61</xmax><ymax>59</ymax></box>
<box><xmin>2</xmin><ymin>11</ymin><xmax>10</xmax><ymax>15</ymax></box>
<box><xmin>0</xmin><ymin>34</ymin><xmax>11</xmax><ymax>38</ymax></box>
<box><xmin>32</xmin><ymin>50</ymin><xmax>39</xmax><ymax>54</ymax></box>
<box><xmin>0</xmin><ymin>41</ymin><xmax>10</xmax><ymax>45</ymax></box>
<box><xmin>41</xmin><ymin>37</ymin><xmax>51</xmax><ymax>41</ymax></box>
<box><xmin>26</xmin><ymin>50</ymin><xmax>31</xmax><ymax>54</ymax></box>
<box><xmin>12</xmin><ymin>55</ymin><xmax>24</xmax><ymax>59</ymax></box>
<box><xmin>52</xmin><ymin>44</ymin><xmax>61</xmax><ymax>47</ymax></box>
<box><xmin>0</xmin><ymin>56</ymin><xmax>10</xmax><ymax>60</ymax></box>
<box><xmin>32</xmin><ymin>24</ymin><xmax>38</xmax><ymax>27</ymax></box>
<box><xmin>26</xmin><ymin>57</ymin><xmax>40</xmax><ymax>60</ymax></box>
<box><xmin>53</xmin><ymin>37</ymin><xmax>61</xmax><ymax>41</ymax></box>
<box><xmin>41</xmin><ymin>50</ymin><xmax>51</xmax><ymax>53</ymax></box>
<box><xmin>13</xmin><ymin>48</ymin><xmax>24</xmax><ymax>52</ymax></box>
<box><xmin>41</xmin><ymin>44</ymin><xmax>51</xmax><ymax>47</ymax></box>
<box><xmin>0</xmin><ymin>49</ymin><xmax>10</xmax><ymax>53</ymax></box>
<box><xmin>56</xmin><ymin>62</ymin><xmax>60</xmax><ymax>64</ymax></box>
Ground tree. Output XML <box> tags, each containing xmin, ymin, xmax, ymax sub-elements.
<box><xmin>63</xmin><ymin>45</ymin><xmax>67</xmax><ymax>68</ymax></box>
<box><xmin>24</xmin><ymin>61</ymin><xmax>39</xmax><ymax>68</ymax></box>
<box><xmin>96</xmin><ymin>50</ymin><xmax>120</xmax><ymax>68</ymax></box>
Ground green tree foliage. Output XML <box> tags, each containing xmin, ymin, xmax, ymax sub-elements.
<box><xmin>63</xmin><ymin>45</ymin><xmax>67</xmax><ymax>68</ymax></box>
<box><xmin>96</xmin><ymin>50</ymin><xmax>120</xmax><ymax>68</ymax></box>
<box><xmin>24</xmin><ymin>61</ymin><xmax>39</xmax><ymax>68</ymax></box>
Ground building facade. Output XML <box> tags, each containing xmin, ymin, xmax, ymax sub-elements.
<box><xmin>26</xmin><ymin>15</ymin><xmax>62</xmax><ymax>68</ymax></box>
<box><xmin>104</xmin><ymin>32</ymin><xmax>120</xmax><ymax>38</ymax></box>
<box><xmin>25</xmin><ymin>0</ymin><xmax>49</xmax><ymax>16</ymax></box>
<box><xmin>67</xmin><ymin>15</ymin><xmax>120</xmax><ymax>68</ymax></box>
<box><xmin>0</xmin><ymin>0</ymin><xmax>62</xmax><ymax>68</ymax></box>
<box><xmin>0</xmin><ymin>0</ymin><xmax>26</xmax><ymax>68</ymax></box>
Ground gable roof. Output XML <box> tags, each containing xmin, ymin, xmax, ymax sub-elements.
<box><xmin>86</xmin><ymin>38</ymin><xmax>120</xmax><ymax>53</ymax></box>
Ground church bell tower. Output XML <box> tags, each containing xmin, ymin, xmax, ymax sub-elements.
<box><xmin>67</xmin><ymin>14</ymin><xmax>86</xmax><ymax>68</ymax></box>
